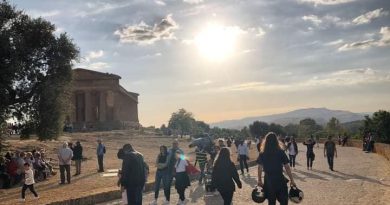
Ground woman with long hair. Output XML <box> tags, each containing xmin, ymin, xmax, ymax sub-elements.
<box><xmin>212</xmin><ymin>147</ymin><xmax>242</xmax><ymax>205</ymax></box>
<box><xmin>151</xmin><ymin>145</ymin><xmax>170</xmax><ymax>205</ymax></box>
<box><xmin>257</xmin><ymin>132</ymin><xmax>296</xmax><ymax>205</ymax></box>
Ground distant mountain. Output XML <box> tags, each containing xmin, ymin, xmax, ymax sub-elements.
<box><xmin>210</xmin><ymin>108</ymin><xmax>368</xmax><ymax>129</ymax></box>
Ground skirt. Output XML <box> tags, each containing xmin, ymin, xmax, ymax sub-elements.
<box><xmin>175</xmin><ymin>172</ymin><xmax>190</xmax><ymax>189</ymax></box>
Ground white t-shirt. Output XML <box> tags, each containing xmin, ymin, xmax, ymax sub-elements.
<box><xmin>288</xmin><ymin>143</ymin><xmax>297</xmax><ymax>156</ymax></box>
<box><xmin>24</xmin><ymin>169</ymin><xmax>35</xmax><ymax>185</ymax></box>
<box><xmin>175</xmin><ymin>159</ymin><xmax>188</xmax><ymax>173</ymax></box>
<box><xmin>238</xmin><ymin>143</ymin><xmax>249</xmax><ymax>156</ymax></box>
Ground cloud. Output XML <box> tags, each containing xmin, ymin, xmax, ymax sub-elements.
<box><xmin>28</xmin><ymin>10</ymin><xmax>61</xmax><ymax>18</ymax></box>
<box><xmin>249</xmin><ymin>27</ymin><xmax>266</xmax><ymax>37</ymax></box>
<box><xmin>302</xmin><ymin>15</ymin><xmax>322</xmax><ymax>26</ymax></box>
<box><xmin>242</xmin><ymin>49</ymin><xmax>256</xmax><ymax>54</ymax></box>
<box><xmin>155</xmin><ymin>0</ymin><xmax>166</xmax><ymax>6</ymax></box>
<box><xmin>194</xmin><ymin>80</ymin><xmax>212</xmax><ymax>86</ymax></box>
<box><xmin>137</xmin><ymin>52</ymin><xmax>163</xmax><ymax>61</ymax></box>
<box><xmin>325</xmin><ymin>39</ymin><xmax>344</xmax><ymax>46</ymax></box>
<box><xmin>87</xmin><ymin>62</ymin><xmax>110</xmax><ymax>70</ymax></box>
<box><xmin>339</xmin><ymin>27</ymin><xmax>390</xmax><ymax>51</ymax></box>
<box><xmin>302</xmin><ymin>15</ymin><xmax>350</xmax><ymax>28</ymax></box>
<box><xmin>216</xmin><ymin>68</ymin><xmax>390</xmax><ymax>92</ymax></box>
<box><xmin>114</xmin><ymin>14</ymin><xmax>178</xmax><ymax>45</ymax></box>
<box><xmin>84</xmin><ymin>50</ymin><xmax>104</xmax><ymax>63</ymax></box>
<box><xmin>77</xmin><ymin>2</ymin><xmax>132</xmax><ymax>17</ymax></box>
<box><xmin>352</xmin><ymin>8</ymin><xmax>389</xmax><ymax>25</ymax></box>
<box><xmin>298</xmin><ymin>0</ymin><xmax>355</xmax><ymax>5</ymax></box>
<box><xmin>183</xmin><ymin>0</ymin><xmax>204</xmax><ymax>4</ymax></box>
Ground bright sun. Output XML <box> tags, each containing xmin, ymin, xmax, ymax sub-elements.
<box><xmin>195</xmin><ymin>24</ymin><xmax>240</xmax><ymax>61</ymax></box>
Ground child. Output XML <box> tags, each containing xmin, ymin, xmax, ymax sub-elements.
<box><xmin>117</xmin><ymin>169</ymin><xmax>128</xmax><ymax>205</ymax></box>
<box><xmin>20</xmin><ymin>163</ymin><xmax>39</xmax><ymax>202</ymax></box>
<box><xmin>174</xmin><ymin>151</ymin><xmax>190</xmax><ymax>205</ymax></box>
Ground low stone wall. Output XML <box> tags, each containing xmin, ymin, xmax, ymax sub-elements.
<box><xmin>346</xmin><ymin>139</ymin><xmax>390</xmax><ymax>161</ymax></box>
<box><xmin>46</xmin><ymin>160</ymin><xmax>258</xmax><ymax>205</ymax></box>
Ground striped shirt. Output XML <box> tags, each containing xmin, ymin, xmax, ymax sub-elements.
<box><xmin>195</xmin><ymin>151</ymin><xmax>207</xmax><ymax>166</ymax></box>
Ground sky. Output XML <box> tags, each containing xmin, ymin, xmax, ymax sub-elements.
<box><xmin>12</xmin><ymin>0</ymin><xmax>390</xmax><ymax>126</ymax></box>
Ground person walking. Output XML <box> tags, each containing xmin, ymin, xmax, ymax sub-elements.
<box><xmin>195</xmin><ymin>147</ymin><xmax>207</xmax><ymax>184</ymax></box>
<box><xmin>151</xmin><ymin>145</ymin><xmax>170</xmax><ymax>205</ymax></box>
<box><xmin>58</xmin><ymin>142</ymin><xmax>73</xmax><ymax>184</ymax></box>
<box><xmin>120</xmin><ymin>143</ymin><xmax>147</xmax><ymax>205</ymax></box>
<box><xmin>226</xmin><ymin>138</ymin><xmax>232</xmax><ymax>147</ymax></box>
<box><xmin>303</xmin><ymin>138</ymin><xmax>316</xmax><ymax>170</ymax></box>
<box><xmin>324</xmin><ymin>136</ymin><xmax>337</xmax><ymax>171</ymax></box>
<box><xmin>73</xmin><ymin>141</ymin><xmax>83</xmax><ymax>176</ymax></box>
<box><xmin>96</xmin><ymin>139</ymin><xmax>106</xmax><ymax>172</ymax></box>
<box><xmin>212</xmin><ymin>147</ymin><xmax>242</xmax><ymax>205</ymax></box>
<box><xmin>166</xmin><ymin>140</ymin><xmax>183</xmax><ymax>200</ymax></box>
<box><xmin>20</xmin><ymin>163</ymin><xmax>39</xmax><ymax>202</ymax></box>
<box><xmin>257</xmin><ymin>132</ymin><xmax>296</xmax><ymax>205</ymax></box>
<box><xmin>237</xmin><ymin>140</ymin><xmax>249</xmax><ymax>175</ymax></box>
<box><xmin>218</xmin><ymin>139</ymin><xmax>226</xmax><ymax>148</ymax></box>
<box><xmin>174</xmin><ymin>151</ymin><xmax>190</xmax><ymax>205</ymax></box>
<box><xmin>287</xmin><ymin>137</ymin><xmax>298</xmax><ymax>169</ymax></box>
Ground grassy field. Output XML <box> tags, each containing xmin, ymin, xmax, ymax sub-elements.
<box><xmin>0</xmin><ymin>130</ymin><xmax>259</xmax><ymax>205</ymax></box>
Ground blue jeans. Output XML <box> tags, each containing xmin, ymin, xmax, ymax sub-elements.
<box><xmin>154</xmin><ymin>169</ymin><xmax>170</xmax><ymax>200</ymax></box>
<box><xmin>126</xmin><ymin>186</ymin><xmax>143</xmax><ymax>205</ymax></box>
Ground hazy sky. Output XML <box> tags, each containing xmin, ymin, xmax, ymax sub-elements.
<box><xmin>13</xmin><ymin>0</ymin><xmax>390</xmax><ymax>126</ymax></box>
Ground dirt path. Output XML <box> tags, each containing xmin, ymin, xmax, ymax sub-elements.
<box><xmin>102</xmin><ymin>144</ymin><xmax>390</xmax><ymax>205</ymax></box>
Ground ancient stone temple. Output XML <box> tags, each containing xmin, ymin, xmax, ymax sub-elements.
<box><xmin>67</xmin><ymin>68</ymin><xmax>139</xmax><ymax>131</ymax></box>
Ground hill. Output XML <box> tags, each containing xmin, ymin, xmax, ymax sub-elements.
<box><xmin>210</xmin><ymin>108</ymin><xmax>367</xmax><ymax>129</ymax></box>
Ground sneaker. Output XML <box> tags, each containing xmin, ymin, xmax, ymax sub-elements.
<box><xmin>177</xmin><ymin>200</ymin><xmax>184</xmax><ymax>205</ymax></box>
<box><xmin>34</xmin><ymin>196</ymin><xmax>39</xmax><ymax>200</ymax></box>
<box><xmin>150</xmin><ymin>200</ymin><xmax>157</xmax><ymax>205</ymax></box>
<box><xmin>19</xmin><ymin>198</ymin><xmax>25</xmax><ymax>203</ymax></box>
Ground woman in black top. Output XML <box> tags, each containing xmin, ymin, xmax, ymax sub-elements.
<box><xmin>151</xmin><ymin>145</ymin><xmax>170</xmax><ymax>204</ymax></box>
<box><xmin>257</xmin><ymin>132</ymin><xmax>296</xmax><ymax>205</ymax></box>
<box><xmin>303</xmin><ymin>138</ymin><xmax>316</xmax><ymax>170</ymax></box>
<box><xmin>212</xmin><ymin>147</ymin><xmax>242</xmax><ymax>205</ymax></box>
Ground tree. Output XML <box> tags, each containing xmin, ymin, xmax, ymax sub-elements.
<box><xmin>284</xmin><ymin>123</ymin><xmax>299</xmax><ymax>137</ymax></box>
<box><xmin>249</xmin><ymin>121</ymin><xmax>269</xmax><ymax>138</ymax></box>
<box><xmin>298</xmin><ymin>118</ymin><xmax>322</xmax><ymax>138</ymax></box>
<box><xmin>361</xmin><ymin>110</ymin><xmax>390</xmax><ymax>143</ymax></box>
<box><xmin>168</xmin><ymin>109</ymin><xmax>195</xmax><ymax>138</ymax></box>
<box><xmin>0</xmin><ymin>1</ymin><xmax>79</xmax><ymax>140</ymax></box>
<box><xmin>240</xmin><ymin>126</ymin><xmax>251</xmax><ymax>138</ymax></box>
<box><xmin>325</xmin><ymin>117</ymin><xmax>343</xmax><ymax>137</ymax></box>
<box><xmin>269</xmin><ymin>123</ymin><xmax>285</xmax><ymax>136</ymax></box>
<box><xmin>192</xmin><ymin>120</ymin><xmax>211</xmax><ymax>138</ymax></box>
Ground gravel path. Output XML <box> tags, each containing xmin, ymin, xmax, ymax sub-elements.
<box><xmin>101</xmin><ymin>144</ymin><xmax>390</xmax><ymax>205</ymax></box>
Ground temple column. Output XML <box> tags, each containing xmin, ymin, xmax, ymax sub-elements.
<box><xmin>84</xmin><ymin>91</ymin><xmax>92</xmax><ymax>122</ymax></box>
<box><xmin>99</xmin><ymin>91</ymin><xmax>106</xmax><ymax>122</ymax></box>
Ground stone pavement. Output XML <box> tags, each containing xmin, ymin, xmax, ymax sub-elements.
<box><xmin>101</xmin><ymin>144</ymin><xmax>390</xmax><ymax>205</ymax></box>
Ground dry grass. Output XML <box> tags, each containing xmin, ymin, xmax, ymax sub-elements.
<box><xmin>0</xmin><ymin>130</ymin><xmax>258</xmax><ymax>205</ymax></box>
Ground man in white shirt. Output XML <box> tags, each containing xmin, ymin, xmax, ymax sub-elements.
<box><xmin>58</xmin><ymin>142</ymin><xmax>73</xmax><ymax>184</ymax></box>
<box><xmin>237</xmin><ymin>140</ymin><xmax>249</xmax><ymax>174</ymax></box>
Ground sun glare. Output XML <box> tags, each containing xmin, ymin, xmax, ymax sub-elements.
<box><xmin>195</xmin><ymin>24</ymin><xmax>240</xmax><ymax>61</ymax></box>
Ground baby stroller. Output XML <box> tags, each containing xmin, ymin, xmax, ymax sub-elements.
<box><xmin>204</xmin><ymin>161</ymin><xmax>215</xmax><ymax>192</ymax></box>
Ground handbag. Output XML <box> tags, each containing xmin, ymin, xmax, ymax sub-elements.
<box><xmin>186</xmin><ymin>160</ymin><xmax>200</xmax><ymax>175</ymax></box>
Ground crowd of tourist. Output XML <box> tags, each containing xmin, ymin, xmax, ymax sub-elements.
<box><xmin>0</xmin><ymin>149</ymin><xmax>54</xmax><ymax>189</ymax></box>
<box><xmin>0</xmin><ymin>131</ymin><xmax>354</xmax><ymax>204</ymax></box>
